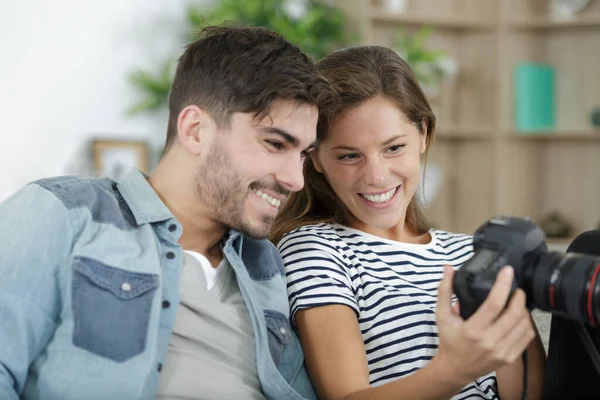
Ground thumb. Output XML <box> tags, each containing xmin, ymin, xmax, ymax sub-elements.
<box><xmin>436</xmin><ymin>265</ymin><xmax>456</xmax><ymax>320</ymax></box>
<box><xmin>452</xmin><ymin>300</ymin><xmax>461</xmax><ymax>316</ymax></box>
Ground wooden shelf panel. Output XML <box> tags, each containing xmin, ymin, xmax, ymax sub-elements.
<box><xmin>370</xmin><ymin>9</ymin><xmax>494</xmax><ymax>30</ymax></box>
<box><xmin>437</xmin><ymin>125</ymin><xmax>494</xmax><ymax>139</ymax></box>
<box><xmin>334</xmin><ymin>0</ymin><xmax>600</xmax><ymax>235</ymax></box>
<box><xmin>547</xmin><ymin>237</ymin><xmax>575</xmax><ymax>252</ymax></box>
<box><xmin>511</xmin><ymin>130</ymin><xmax>600</xmax><ymax>140</ymax></box>
<box><xmin>510</xmin><ymin>15</ymin><xmax>600</xmax><ymax>29</ymax></box>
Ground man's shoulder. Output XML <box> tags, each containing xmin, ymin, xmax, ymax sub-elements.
<box><xmin>32</xmin><ymin>175</ymin><xmax>137</xmax><ymax>230</ymax></box>
<box><xmin>33</xmin><ymin>175</ymin><xmax>117</xmax><ymax>209</ymax></box>
<box><xmin>240</xmin><ymin>235</ymin><xmax>286</xmax><ymax>279</ymax></box>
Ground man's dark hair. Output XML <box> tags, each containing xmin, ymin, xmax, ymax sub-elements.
<box><xmin>165</xmin><ymin>24</ymin><xmax>334</xmax><ymax>151</ymax></box>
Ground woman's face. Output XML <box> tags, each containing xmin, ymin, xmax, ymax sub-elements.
<box><xmin>314</xmin><ymin>96</ymin><xmax>427</xmax><ymax>233</ymax></box>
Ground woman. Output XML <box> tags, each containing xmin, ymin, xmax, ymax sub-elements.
<box><xmin>271</xmin><ymin>45</ymin><xmax>545</xmax><ymax>400</ymax></box>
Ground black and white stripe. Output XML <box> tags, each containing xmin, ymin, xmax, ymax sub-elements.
<box><xmin>278</xmin><ymin>223</ymin><xmax>497</xmax><ymax>399</ymax></box>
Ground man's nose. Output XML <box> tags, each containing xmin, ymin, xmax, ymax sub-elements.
<box><xmin>276</xmin><ymin>154</ymin><xmax>305</xmax><ymax>193</ymax></box>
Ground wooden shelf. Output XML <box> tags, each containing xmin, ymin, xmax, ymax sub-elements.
<box><xmin>371</xmin><ymin>9</ymin><xmax>493</xmax><ymax>30</ymax></box>
<box><xmin>510</xmin><ymin>14</ymin><xmax>600</xmax><ymax>29</ymax></box>
<box><xmin>511</xmin><ymin>130</ymin><xmax>600</xmax><ymax>140</ymax></box>
<box><xmin>436</xmin><ymin>125</ymin><xmax>493</xmax><ymax>140</ymax></box>
<box><xmin>547</xmin><ymin>237</ymin><xmax>575</xmax><ymax>252</ymax></box>
<box><xmin>333</xmin><ymin>0</ymin><xmax>600</xmax><ymax>236</ymax></box>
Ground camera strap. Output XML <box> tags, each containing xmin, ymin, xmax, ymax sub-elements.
<box><xmin>575</xmin><ymin>322</ymin><xmax>600</xmax><ymax>376</ymax></box>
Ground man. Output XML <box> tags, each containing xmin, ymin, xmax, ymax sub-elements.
<box><xmin>0</xmin><ymin>25</ymin><xmax>333</xmax><ymax>400</ymax></box>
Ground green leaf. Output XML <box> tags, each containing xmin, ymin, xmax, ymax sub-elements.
<box><xmin>395</xmin><ymin>25</ymin><xmax>448</xmax><ymax>84</ymax></box>
<box><xmin>127</xmin><ymin>0</ymin><xmax>357</xmax><ymax>117</ymax></box>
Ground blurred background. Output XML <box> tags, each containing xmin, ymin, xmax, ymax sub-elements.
<box><xmin>1</xmin><ymin>0</ymin><xmax>599</xmax><ymax>247</ymax></box>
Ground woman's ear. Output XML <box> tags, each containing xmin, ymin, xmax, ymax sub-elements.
<box><xmin>420</xmin><ymin>119</ymin><xmax>428</xmax><ymax>155</ymax></box>
<box><xmin>311</xmin><ymin>151</ymin><xmax>324</xmax><ymax>173</ymax></box>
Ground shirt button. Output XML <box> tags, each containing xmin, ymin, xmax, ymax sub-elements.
<box><xmin>120</xmin><ymin>282</ymin><xmax>132</xmax><ymax>292</ymax></box>
<box><xmin>279</xmin><ymin>327</ymin><xmax>287</xmax><ymax>336</ymax></box>
<box><xmin>157</xmin><ymin>363</ymin><xmax>163</xmax><ymax>372</ymax></box>
<box><xmin>168</xmin><ymin>224</ymin><xmax>177</xmax><ymax>232</ymax></box>
<box><xmin>162</xmin><ymin>300</ymin><xmax>171</xmax><ymax>309</ymax></box>
<box><xmin>166</xmin><ymin>252</ymin><xmax>175</xmax><ymax>260</ymax></box>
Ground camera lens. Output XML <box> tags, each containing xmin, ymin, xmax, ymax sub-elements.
<box><xmin>527</xmin><ymin>252</ymin><xmax>600</xmax><ymax>326</ymax></box>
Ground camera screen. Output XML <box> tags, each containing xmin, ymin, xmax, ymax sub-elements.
<box><xmin>466</xmin><ymin>248</ymin><xmax>500</xmax><ymax>272</ymax></box>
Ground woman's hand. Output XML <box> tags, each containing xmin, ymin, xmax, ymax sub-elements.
<box><xmin>432</xmin><ymin>265</ymin><xmax>536</xmax><ymax>385</ymax></box>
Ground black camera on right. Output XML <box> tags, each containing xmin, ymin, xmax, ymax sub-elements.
<box><xmin>453</xmin><ymin>215</ymin><xmax>600</xmax><ymax>326</ymax></box>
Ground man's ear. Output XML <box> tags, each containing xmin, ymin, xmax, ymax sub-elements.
<box><xmin>176</xmin><ymin>105</ymin><xmax>217</xmax><ymax>155</ymax></box>
<box><xmin>420</xmin><ymin>119</ymin><xmax>428</xmax><ymax>155</ymax></box>
<box><xmin>311</xmin><ymin>151</ymin><xmax>324</xmax><ymax>173</ymax></box>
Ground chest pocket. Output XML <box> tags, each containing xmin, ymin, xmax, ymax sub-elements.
<box><xmin>72</xmin><ymin>256</ymin><xmax>159</xmax><ymax>362</ymax></box>
<box><xmin>264</xmin><ymin>310</ymin><xmax>292</xmax><ymax>367</ymax></box>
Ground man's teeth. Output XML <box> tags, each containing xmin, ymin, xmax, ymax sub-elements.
<box><xmin>361</xmin><ymin>187</ymin><xmax>397</xmax><ymax>203</ymax></box>
<box><xmin>253</xmin><ymin>189</ymin><xmax>282</xmax><ymax>207</ymax></box>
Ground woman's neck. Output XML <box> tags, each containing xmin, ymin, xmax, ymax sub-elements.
<box><xmin>349</xmin><ymin>218</ymin><xmax>430</xmax><ymax>245</ymax></box>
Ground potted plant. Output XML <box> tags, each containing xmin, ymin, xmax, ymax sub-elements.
<box><xmin>127</xmin><ymin>0</ymin><xmax>354</xmax><ymax>117</ymax></box>
<box><xmin>394</xmin><ymin>26</ymin><xmax>457</xmax><ymax>99</ymax></box>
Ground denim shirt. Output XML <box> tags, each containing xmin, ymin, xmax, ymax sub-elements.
<box><xmin>0</xmin><ymin>170</ymin><xmax>316</xmax><ymax>400</ymax></box>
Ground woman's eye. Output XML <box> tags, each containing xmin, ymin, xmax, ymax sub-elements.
<box><xmin>388</xmin><ymin>144</ymin><xmax>406</xmax><ymax>153</ymax></box>
<box><xmin>266</xmin><ymin>140</ymin><xmax>284</xmax><ymax>150</ymax></box>
<box><xmin>338</xmin><ymin>153</ymin><xmax>359</xmax><ymax>161</ymax></box>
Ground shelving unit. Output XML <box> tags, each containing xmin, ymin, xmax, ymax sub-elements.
<box><xmin>511</xmin><ymin>130</ymin><xmax>600</xmax><ymax>140</ymax></box>
<box><xmin>370</xmin><ymin>10</ymin><xmax>493</xmax><ymax>30</ymax></box>
<box><xmin>335</xmin><ymin>0</ymin><xmax>600</xmax><ymax>238</ymax></box>
<box><xmin>511</xmin><ymin>13</ymin><xmax>600</xmax><ymax>29</ymax></box>
<box><xmin>437</xmin><ymin>125</ymin><xmax>494</xmax><ymax>139</ymax></box>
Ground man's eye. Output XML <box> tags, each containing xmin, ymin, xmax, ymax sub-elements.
<box><xmin>266</xmin><ymin>140</ymin><xmax>284</xmax><ymax>150</ymax></box>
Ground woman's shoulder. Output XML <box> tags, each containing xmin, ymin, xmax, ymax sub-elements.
<box><xmin>276</xmin><ymin>222</ymin><xmax>352</xmax><ymax>255</ymax></box>
<box><xmin>430</xmin><ymin>229</ymin><xmax>474</xmax><ymax>253</ymax></box>
<box><xmin>431</xmin><ymin>229</ymin><xmax>473</xmax><ymax>241</ymax></box>
<box><xmin>279</xmin><ymin>222</ymin><xmax>343</xmax><ymax>243</ymax></box>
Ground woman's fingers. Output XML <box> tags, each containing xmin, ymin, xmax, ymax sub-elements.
<box><xmin>436</xmin><ymin>265</ymin><xmax>457</xmax><ymax>322</ymax></box>
<box><xmin>495</xmin><ymin>312</ymin><xmax>536</xmax><ymax>363</ymax></box>
<box><xmin>464</xmin><ymin>266</ymin><xmax>514</xmax><ymax>332</ymax></box>
<box><xmin>480</xmin><ymin>288</ymin><xmax>528</xmax><ymax>346</ymax></box>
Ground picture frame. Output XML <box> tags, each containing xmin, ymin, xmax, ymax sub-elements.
<box><xmin>91</xmin><ymin>139</ymin><xmax>150</xmax><ymax>181</ymax></box>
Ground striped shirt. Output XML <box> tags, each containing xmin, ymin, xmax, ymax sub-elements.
<box><xmin>278</xmin><ymin>223</ymin><xmax>498</xmax><ymax>400</ymax></box>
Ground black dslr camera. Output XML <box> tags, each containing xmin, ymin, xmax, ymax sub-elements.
<box><xmin>453</xmin><ymin>215</ymin><xmax>600</xmax><ymax>326</ymax></box>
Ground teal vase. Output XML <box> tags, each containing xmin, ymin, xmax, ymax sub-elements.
<box><xmin>514</xmin><ymin>63</ymin><xmax>556</xmax><ymax>133</ymax></box>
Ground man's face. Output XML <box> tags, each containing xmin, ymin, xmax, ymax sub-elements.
<box><xmin>195</xmin><ymin>99</ymin><xmax>318</xmax><ymax>239</ymax></box>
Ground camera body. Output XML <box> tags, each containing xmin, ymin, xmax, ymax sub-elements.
<box><xmin>454</xmin><ymin>215</ymin><xmax>600</xmax><ymax>325</ymax></box>
<box><xmin>453</xmin><ymin>215</ymin><xmax>547</xmax><ymax>320</ymax></box>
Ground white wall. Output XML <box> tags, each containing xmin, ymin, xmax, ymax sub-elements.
<box><xmin>0</xmin><ymin>0</ymin><xmax>203</xmax><ymax>201</ymax></box>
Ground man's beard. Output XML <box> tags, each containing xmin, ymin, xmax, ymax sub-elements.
<box><xmin>194</xmin><ymin>140</ymin><xmax>287</xmax><ymax>239</ymax></box>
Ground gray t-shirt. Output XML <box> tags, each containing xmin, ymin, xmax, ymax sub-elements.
<box><xmin>156</xmin><ymin>250</ymin><xmax>266</xmax><ymax>400</ymax></box>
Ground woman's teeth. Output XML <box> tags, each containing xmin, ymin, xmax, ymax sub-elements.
<box><xmin>253</xmin><ymin>189</ymin><xmax>282</xmax><ymax>207</ymax></box>
<box><xmin>360</xmin><ymin>187</ymin><xmax>397</xmax><ymax>203</ymax></box>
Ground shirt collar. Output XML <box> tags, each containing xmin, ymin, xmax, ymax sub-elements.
<box><xmin>116</xmin><ymin>169</ymin><xmax>174</xmax><ymax>225</ymax></box>
<box><xmin>117</xmin><ymin>169</ymin><xmax>246</xmax><ymax>252</ymax></box>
